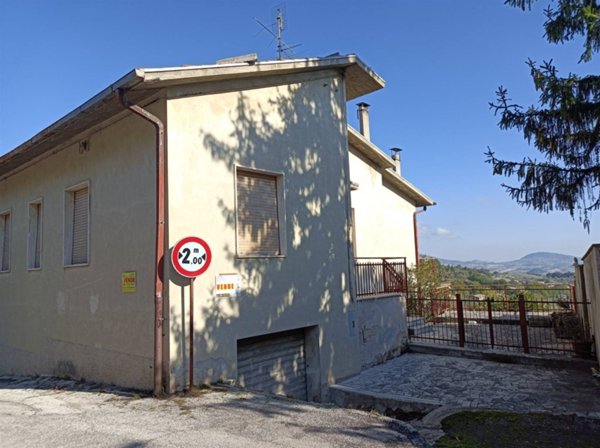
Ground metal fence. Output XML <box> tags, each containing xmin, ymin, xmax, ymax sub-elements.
<box><xmin>355</xmin><ymin>257</ymin><xmax>407</xmax><ymax>298</ymax></box>
<box><xmin>407</xmin><ymin>286</ymin><xmax>594</xmax><ymax>357</ymax></box>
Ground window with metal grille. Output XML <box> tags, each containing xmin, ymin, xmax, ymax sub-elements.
<box><xmin>65</xmin><ymin>184</ymin><xmax>89</xmax><ymax>266</ymax></box>
<box><xmin>0</xmin><ymin>211</ymin><xmax>10</xmax><ymax>272</ymax></box>
<box><xmin>28</xmin><ymin>201</ymin><xmax>42</xmax><ymax>269</ymax></box>
<box><xmin>236</xmin><ymin>169</ymin><xmax>283</xmax><ymax>256</ymax></box>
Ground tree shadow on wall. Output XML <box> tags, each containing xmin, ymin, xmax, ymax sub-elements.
<box><xmin>168</xmin><ymin>73</ymin><xmax>360</xmax><ymax>401</ymax></box>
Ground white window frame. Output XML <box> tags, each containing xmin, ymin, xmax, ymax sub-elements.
<box><xmin>234</xmin><ymin>166</ymin><xmax>287</xmax><ymax>258</ymax></box>
<box><xmin>0</xmin><ymin>209</ymin><xmax>11</xmax><ymax>273</ymax></box>
<box><xmin>64</xmin><ymin>181</ymin><xmax>90</xmax><ymax>267</ymax></box>
<box><xmin>27</xmin><ymin>199</ymin><xmax>43</xmax><ymax>270</ymax></box>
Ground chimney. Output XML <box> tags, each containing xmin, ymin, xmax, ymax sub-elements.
<box><xmin>357</xmin><ymin>102</ymin><xmax>371</xmax><ymax>140</ymax></box>
<box><xmin>390</xmin><ymin>148</ymin><xmax>402</xmax><ymax>176</ymax></box>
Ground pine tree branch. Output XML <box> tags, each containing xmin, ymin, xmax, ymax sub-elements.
<box><xmin>491</xmin><ymin>1</ymin><xmax>600</xmax><ymax>230</ymax></box>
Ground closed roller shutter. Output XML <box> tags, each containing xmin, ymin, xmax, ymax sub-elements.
<box><xmin>71</xmin><ymin>187</ymin><xmax>89</xmax><ymax>264</ymax></box>
<box><xmin>29</xmin><ymin>202</ymin><xmax>42</xmax><ymax>269</ymax></box>
<box><xmin>1</xmin><ymin>213</ymin><xmax>10</xmax><ymax>271</ymax></box>
<box><xmin>237</xmin><ymin>329</ymin><xmax>307</xmax><ymax>400</ymax></box>
<box><xmin>236</xmin><ymin>170</ymin><xmax>280</xmax><ymax>256</ymax></box>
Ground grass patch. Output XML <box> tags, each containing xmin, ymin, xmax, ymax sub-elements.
<box><xmin>436</xmin><ymin>410</ymin><xmax>600</xmax><ymax>448</ymax></box>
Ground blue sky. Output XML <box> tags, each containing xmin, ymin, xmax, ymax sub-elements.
<box><xmin>1</xmin><ymin>0</ymin><xmax>598</xmax><ymax>261</ymax></box>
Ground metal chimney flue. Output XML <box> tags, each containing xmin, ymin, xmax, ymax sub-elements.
<box><xmin>390</xmin><ymin>147</ymin><xmax>402</xmax><ymax>176</ymax></box>
<box><xmin>357</xmin><ymin>102</ymin><xmax>371</xmax><ymax>140</ymax></box>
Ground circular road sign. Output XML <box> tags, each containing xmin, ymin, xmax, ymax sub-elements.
<box><xmin>171</xmin><ymin>236</ymin><xmax>212</xmax><ymax>278</ymax></box>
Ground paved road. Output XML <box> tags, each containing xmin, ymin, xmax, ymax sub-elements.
<box><xmin>0</xmin><ymin>376</ymin><xmax>427</xmax><ymax>448</ymax></box>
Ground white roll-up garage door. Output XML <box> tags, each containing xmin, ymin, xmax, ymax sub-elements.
<box><xmin>237</xmin><ymin>329</ymin><xmax>307</xmax><ymax>401</ymax></box>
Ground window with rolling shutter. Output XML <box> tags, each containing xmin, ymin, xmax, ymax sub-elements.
<box><xmin>236</xmin><ymin>169</ymin><xmax>283</xmax><ymax>256</ymax></box>
<box><xmin>28</xmin><ymin>201</ymin><xmax>42</xmax><ymax>269</ymax></box>
<box><xmin>0</xmin><ymin>212</ymin><xmax>10</xmax><ymax>272</ymax></box>
<box><xmin>71</xmin><ymin>187</ymin><xmax>89</xmax><ymax>264</ymax></box>
<box><xmin>64</xmin><ymin>184</ymin><xmax>89</xmax><ymax>266</ymax></box>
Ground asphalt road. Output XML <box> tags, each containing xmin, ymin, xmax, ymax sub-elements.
<box><xmin>0</xmin><ymin>376</ymin><xmax>427</xmax><ymax>448</ymax></box>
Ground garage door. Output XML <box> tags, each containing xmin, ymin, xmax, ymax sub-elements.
<box><xmin>237</xmin><ymin>329</ymin><xmax>307</xmax><ymax>400</ymax></box>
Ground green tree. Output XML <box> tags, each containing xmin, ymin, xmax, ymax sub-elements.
<box><xmin>486</xmin><ymin>0</ymin><xmax>600</xmax><ymax>229</ymax></box>
<box><xmin>408</xmin><ymin>257</ymin><xmax>446</xmax><ymax>297</ymax></box>
<box><xmin>407</xmin><ymin>258</ymin><xmax>450</xmax><ymax>319</ymax></box>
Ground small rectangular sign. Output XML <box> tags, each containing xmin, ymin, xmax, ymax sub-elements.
<box><xmin>122</xmin><ymin>271</ymin><xmax>137</xmax><ymax>293</ymax></box>
<box><xmin>215</xmin><ymin>273</ymin><xmax>240</xmax><ymax>299</ymax></box>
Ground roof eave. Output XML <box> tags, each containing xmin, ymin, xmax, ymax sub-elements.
<box><xmin>348</xmin><ymin>126</ymin><xmax>395</xmax><ymax>169</ymax></box>
<box><xmin>9</xmin><ymin>68</ymin><xmax>143</xmax><ymax>156</ymax></box>
<box><xmin>0</xmin><ymin>54</ymin><xmax>384</xmax><ymax>178</ymax></box>
<box><xmin>136</xmin><ymin>54</ymin><xmax>385</xmax><ymax>100</ymax></box>
<box><xmin>382</xmin><ymin>168</ymin><xmax>435</xmax><ymax>207</ymax></box>
<box><xmin>0</xmin><ymin>69</ymin><xmax>148</xmax><ymax>178</ymax></box>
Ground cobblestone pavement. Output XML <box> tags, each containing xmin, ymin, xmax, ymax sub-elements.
<box><xmin>0</xmin><ymin>376</ymin><xmax>428</xmax><ymax>448</ymax></box>
<box><xmin>338</xmin><ymin>353</ymin><xmax>600</xmax><ymax>417</ymax></box>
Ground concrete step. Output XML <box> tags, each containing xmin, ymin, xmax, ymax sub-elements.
<box><xmin>409</xmin><ymin>342</ymin><xmax>597</xmax><ymax>370</ymax></box>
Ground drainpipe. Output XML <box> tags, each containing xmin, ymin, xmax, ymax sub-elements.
<box><xmin>413</xmin><ymin>207</ymin><xmax>427</xmax><ymax>267</ymax></box>
<box><xmin>118</xmin><ymin>89</ymin><xmax>165</xmax><ymax>397</ymax></box>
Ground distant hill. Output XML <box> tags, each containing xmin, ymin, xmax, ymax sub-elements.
<box><xmin>436</xmin><ymin>252</ymin><xmax>575</xmax><ymax>276</ymax></box>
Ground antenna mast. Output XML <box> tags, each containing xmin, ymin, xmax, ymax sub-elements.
<box><xmin>275</xmin><ymin>7</ymin><xmax>284</xmax><ymax>61</ymax></box>
<box><xmin>254</xmin><ymin>3</ymin><xmax>301</xmax><ymax>61</ymax></box>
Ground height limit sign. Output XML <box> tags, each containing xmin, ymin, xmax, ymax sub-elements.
<box><xmin>171</xmin><ymin>236</ymin><xmax>212</xmax><ymax>391</ymax></box>
<box><xmin>171</xmin><ymin>236</ymin><xmax>212</xmax><ymax>278</ymax></box>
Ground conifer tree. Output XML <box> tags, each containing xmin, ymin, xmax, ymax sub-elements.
<box><xmin>486</xmin><ymin>0</ymin><xmax>599</xmax><ymax>229</ymax></box>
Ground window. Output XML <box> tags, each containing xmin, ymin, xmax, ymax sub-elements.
<box><xmin>28</xmin><ymin>200</ymin><xmax>42</xmax><ymax>269</ymax></box>
<box><xmin>236</xmin><ymin>168</ymin><xmax>285</xmax><ymax>257</ymax></box>
<box><xmin>0</xmin><ymin>211</ymin><xmax>10</xmax><ymax>272</ymax></box>
<box><xmin>65</xmin><ymin>183</ymin><xmax>89</xmax><ymax>266</ymax></box>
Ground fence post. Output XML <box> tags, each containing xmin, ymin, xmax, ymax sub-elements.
<box><xmin>355</xmin><ymin>262</ymin><xmax>363</xmax><ymax>298</ymax></box>
<box><xmin>518</xmin><ymin>293</ymin><xmax>530</xmax><ymax>354</ymax></box>
<box><xmin>403</xmin><ymin>258</ymin><xmax>408</xmax><ymax>293</ymax></box>
<box><xmin>456</xmin><ymin>293</ymin><xmax>465</xmax><ymax>348</ymax></box>
<box><xmin>382</xmin><ymin>259</ymin><xmax>389</xmax><ymax>293</ymax></box>
<box><xmin>487</xmin><ymin>297</ymin><xmax>495</xmax><ymax>349</ymax></box>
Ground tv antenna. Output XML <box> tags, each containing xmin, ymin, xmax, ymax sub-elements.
<box><xmin>255</xmin><ymin>4</ymin><xmax>301</xmax><ymax>60</ymax></box>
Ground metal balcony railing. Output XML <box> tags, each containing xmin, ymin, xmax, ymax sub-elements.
<box><xmin>355</xmin><ymin>257</ymin><xmax>408</xmax><ymax>298</ymax></box>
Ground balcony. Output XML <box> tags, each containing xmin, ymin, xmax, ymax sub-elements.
<box><xmin>354</xmin><ymin>257</ymin><xmax>408</xmax><ymax>298</ymax></box>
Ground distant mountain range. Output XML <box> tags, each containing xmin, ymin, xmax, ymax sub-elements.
<box><xmin>435</xmin><ymin>252</ymin><xmax>575</xmax><ymax>275</ymax></box>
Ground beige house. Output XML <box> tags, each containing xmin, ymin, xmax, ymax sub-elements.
<box><xmin>0</xmin><ymin>54</ymin><xmax>432</xmax><ymax>399</ymax></box>
<box><xmin>348</xmin><ymin>107</ymin><xmax>433</xmax><ymax>265</ymax></box>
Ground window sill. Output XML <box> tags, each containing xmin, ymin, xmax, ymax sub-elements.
<box><xmin>27</xmin><ymin>267</ymin><xmax>42</xmax><ymax>272</ymax></box>
<box><xmin>64</xmin><ymin>262</ymin><xmax>90</xmax><ymax>269</ymax></box>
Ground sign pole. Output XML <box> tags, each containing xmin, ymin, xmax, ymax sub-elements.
<box><xmin>189</xmin><ymin>277</ymin><xmax>195</xmax><ymax>391</ymax></box>
<box><xmin>171</xmin><ymin>236</ymin><xmax>212</xmax><ymax>392</ymax></box>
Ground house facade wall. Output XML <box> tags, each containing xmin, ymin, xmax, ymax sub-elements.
<box><xmin>164</xmin><ymin>71</ymin><xmax>361</xmax><ymax>395</ymax></box>
<box><xmin>348</xmin><ymin>147</ymin><xmax>417</xmax><ymax>266</ymax></box>
<box><xmin>355</xmin><ymin>295</ymin><xmax>408</xmax><ymax>367</ymax></box>
<box><xmin>581</xmin><ymin>245</ymin><xmax>600</xmax><ymax>361</ymax></box>
<box><xmin>0</xmin><ymin>101</ymin><xmax>163</xmax><ymax>389</ymax></box>
<box><xmin>347</xmin><ymin>145</ymin><xmax>415</xmax><ymax>368</ymax></box>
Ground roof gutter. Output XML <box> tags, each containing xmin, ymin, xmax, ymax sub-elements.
<box><xmin>118</xmin><ymin>89</ymin><xmax>165</xmax><ymax>397</ymax></box>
